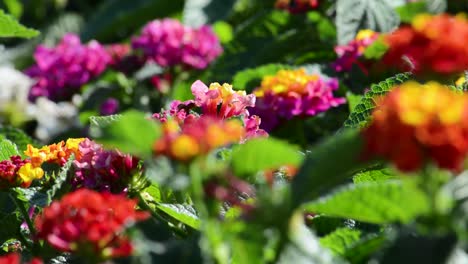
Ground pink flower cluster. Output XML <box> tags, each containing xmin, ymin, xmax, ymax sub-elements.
<box><xmin>332</xmin><ymin>30</ymin><xmax>379</xmax><ymax>72</ymax></box>
<box><xmin>72</xmin><ymin>139</ymin><xmax>139</xmax><ymax>193</ymax></box>
<box><xmin>153</xmin><ymin>80</ymin><xmax>267</xmax><ymax>140</ymax></box>
<box><xmin>26</xmin><ymin>34</ymin><xmax>111</xmax><ymax>102</ymax></box>
<box><xmin>132</xmin><ymin>19</ymin><xmax>223</xmax><ymax>69</ymax></box>
<box><xmin>251</xmin><ymin>69</ymin><xmax>345</xmax><ymax>131</ymax></box>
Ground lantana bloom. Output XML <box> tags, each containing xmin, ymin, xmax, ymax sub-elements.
<box><xmin>0</xmin><ymin>253</ymin><xmax>42</xmax><ymax>264</ymax></box>
<box><xmin>154</xmin><ymin>117</ymin><xmax>245</xmax><ymax>161</ymax></box>
<box><xmin>72</xmin><ymin>139</ymin><xmax>139</xmax><ymax>193</ymax></box>
<box><xmin>275</xmin><ymin>0</ymin><xmax>319</xmax><ymax>13</ymax></box>
<box><xmin>333</xmin><ymin>29</ymin><xmax>379</xmax><ymax>72</ymax></box>
<box><xmin>35</xmin><ymin>189</ymin><xmax>149</xmax><ymax>260</ymax></box>
<box><xmin>363</xmin><ymin>81</ymin><xmax>468</xmax><ymax>172</ymax></box>
<box><xmin>251</xmin><ymin>69</ymin><xmax>345</xmax><ymax>131</ymax></box>
<box><xmin>25</xmin><ymin>138</ymin><xmax>85</xmax><ymax>167</ymax></box>
<box><xmin>0</xmin><ymin>156</ymin><xmax>44</xmax><ymax>189</ymax></box>
<box><xmin>383</xmin><ymin>14</ymin><xmax>468</xmax><ymax>77</ymax></box>
<box><xmin>26</xmin><ymin>33</ymin><xmax>111</xmax><ymax>102</ymax></box>
<box><xmin>132</xmin><ymin>19</ymin><xmax>222</xmax><ymax>69</ymax></box>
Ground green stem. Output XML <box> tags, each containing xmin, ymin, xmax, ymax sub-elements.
<box><xmin>10</xmin><ymin>193</ymin><xmax>35</xmax><ymax>235</ymax></box>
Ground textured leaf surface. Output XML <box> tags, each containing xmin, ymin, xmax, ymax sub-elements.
<box><xmin>0</xmin><ymin>139</ymin><xmax>20</xmax><ymax>161</ymax></box>
<box><xmin>0</xmin><ymin>126</ymin><xmax>38</xmax><ymax>154</ymax></box>
<box><xmin>156</xmin><ymin>204</ymin><xmax>200</xmax><ymax>229</ymax></box>
<box><xmin>344</xmin><ymin>72</ymin><xmax>412</xmax><ymax>128</ymax></box>
<box><xmin>183</xmin><ymin>0</ymin><xmax>236</xmax><ymax>27</ymax></box>
<box><xmin>303</xmin><ymin>181</ymin><xmax>430</xmax><ymax>224</ymax></box>
<box><xmin>353</xmin><ymin>168</ymin><xmax>395</xmax><ymax>184</ymax></box>
<box><xmin>46</xmin><ymin>156</ymin><xmax>74</xmax><ymax>205</ymax></box>
<box><xmin>320</xmin><ymin>228</ymin><xmax>362</xmax><ymax>255</ymax></box>
<box><xmin>0</xmin><ymin>9</ymin><xmax>38</xmax><ymax>38</ymax></box>
<box><xmin>336</xmin><ymin>0</ymin><xmax>399</xmax><ymax>44</ymax></box>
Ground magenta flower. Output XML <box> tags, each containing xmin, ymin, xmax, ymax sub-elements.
<box><xmin>26</xmin><ymin>34</ymin><xmax>111</xmax><ymax>102</ymax></box>
<box><xmin>100</xmin><ymin>98</ymin><xmax>119</xmax><ymax>116</ymax></box>
<box><xmin>332</xmin><ymin>29</ymin><xmax>379</xmax><ymax>72</ymax></box>
<box><xmin>72</xmin><ymin>139</ymin><xmax>139</xmax><ymax>193</ymax></box>
<box><xmin>251</xmin><ymin>69</ymin><xmax>345</xmax><ymax>131</ymax></box>
<box><xmin>132</xmin><ymin>19</ymin><xmax>222</xmax><ymax>69</ymax></box>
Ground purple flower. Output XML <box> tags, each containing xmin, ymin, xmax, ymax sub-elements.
<box><xmin>72</xmin><ymin>139</ymin><xmax>139</xmax><ymax>193</ymax></box>
<box><xmin>26</xmin><ymin>33</ymin><xmax>111</xmax><ymax>102</ymax></box>
<box><xmin>100</xmin><ymin>98</ymin><xmax>119</xmax><ymax>116</ymax></box>
<box><xmin>132</xmin><ymin>19</ymin><xmax>222</xmax><ymax>69</ymax></box>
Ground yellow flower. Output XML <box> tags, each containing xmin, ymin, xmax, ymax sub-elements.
<box><xmin>254</xmin><ymin>69</ymin><xmax>319</xmax><ymax>97</ymax></box>
<box><xmin>170</xmin><ymin>135</ymin><xmax>200</xmax><ymax>161</ymax></box>
<box><xmin>17</xmin><ymin>163</ymin><xmax>44</xmax><ymax>185</ymax></box>
<box><xmin>355</xmin><ymin>29</ymin><xmax>376</xmax><ymax>41</ymax></box>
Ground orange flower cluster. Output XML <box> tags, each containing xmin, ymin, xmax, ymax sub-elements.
<box><xmin>383</xmin><ymin>14</ymin><xmax>468</xmax><ymax>77</ymax></box>
<box><xmin>363</xmin><ymin>81</ymin><xmax>468</xmax><ymax>172</ymax></box>
<box><xmin>24</xmin><ymin>138</ymin><xmax>84</xmax><ymax>167</ymax></box>
<box><xmin>154</xmin><ymin>117</ymin><xmax>244</xmax><ymax>161</ymax></box>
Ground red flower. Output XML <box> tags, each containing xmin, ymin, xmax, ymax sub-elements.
<box><xmin>275</xmin><ymin>0</ymin><xmax>319</xmax><ymax>13</ymax></box>
<box><xmin>35</xmin><ymin>189</ymin><xmax>149</xmax><ymax>260</ymax></box>
<box><xmin>0</xmin><ymin>253</ymin><xmax>42</xmax><ymax>264</ymax></box>
<box><xmin>383</xmin><ymin>14</ymin><xmax>468</xmax><ymax>77</ymax></box>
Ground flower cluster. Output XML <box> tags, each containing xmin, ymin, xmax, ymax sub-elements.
<box><xmin>34</xmin><ymin>189</ymin><xmax>149</xmax><ymax>260</ymax></box>
<box><xmin>251</xmin><ymin>69</ymin><xmax>345</xmax><ymax>131</ymax></box>
<box><xmin>25</xmin><ymin>138</ymin><xmax>84</xmax><ymax>167</ymax></box>
<box><xmin>363</xmin><ymin>81</ymin><xmax>468</xmax><ymax>172</ymax></box>
<box><xmin>72</xmin><ymin>139</ymin><xmax>139</xmax><ymax>193</ymax></box>
<box><xmin>132</xmin><ymin>19</ymin><xmax>222</xmax><ymax>69</ymax></box>
<box><xmin>333</xmin><ymin>29</ymin><xmax>379</xmax><ymax>72</ymax></box>
<box><xmin>383</xmin><ymin>14</ymin><xmax>468</xmax><ymax>77</ymax></box>
<box><xmin>275</xmin><ymin>0</ymin><xmax>319</xmax><ymax>13</ymax></box>
<box><xmin>26</xmin><ymin>33</ymin><xmax>111</xmax><ymax>102</ymax></box>
<box><xmin>0</xmin><ymin>156</ymin><xmax>44</xmax><ymax>189</ymax></box>
<box><xmin>154</xmin><ymin>117</ymin><xmax>245</xmax><ymax>161</ymax></box>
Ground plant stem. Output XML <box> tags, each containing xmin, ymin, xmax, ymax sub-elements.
<box><xmin>10</xmin><ymin>193</ymin><xmax>35</xmax><ymax>235</ymax></box>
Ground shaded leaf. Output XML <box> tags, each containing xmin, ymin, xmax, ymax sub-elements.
<box><xmin>46</xmin><ymin>155</ymin><xmax>74</xmax><ymax>205</ymax></box>
<box><xmin>319</xmin><ymin>228</ymin><xmax>362</xmax><ymax>255</ymax></box>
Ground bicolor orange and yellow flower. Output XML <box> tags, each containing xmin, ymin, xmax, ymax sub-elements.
<box><xmin>363</xmin><ymin>81</ymin><xmax>468</xmax><ymax>171</ymax></box>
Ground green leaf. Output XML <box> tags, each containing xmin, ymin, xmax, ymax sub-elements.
<box><xmin>13</xmin><ymin>187</ymin><xmax>48</xmax><ymax>207</ymax></box>
<box><xmin>3</xmin><ymin>0</ymin><xmax>23</xmax><ymax>19</ymax></box>
<box><xmin>277</xmin><ymin>213</ymin><xmax>344</xmax><ymax>264</ymax></box>
<box><xmin>46</xmin><ymin>155</ymin><xmax>74</xmax><ymax>205</ymax></box>
<box><xmin>344</xmin><ymin>72</ymin><xmax>412</xmax><ymax>128</ymax></box>
<box><xmin>291</xmin><ymin>129</ymin><xmax>367</xmax><ymax>206</ymax></box>
<box><xmin>0</xmin><ymin>9</ymin><xmax>38</xmax><ymax>38</ymax></box>
<box><xmin>346</xmin><ymin>92</ymin><xmax>363</xmax><ymax>112</ymax></box>
<box><xmin>231</xmin><ymin>138</ymin><xmax>304</xmax><ymax>177</ymax></box>
<box><xmin>363</xmin><ymin>38</ymin><xmax>388</xmax><ymax>60</ymax></box>
<box><xmin>320</xmin><ymin>228</ymin><xmax>362</xmax><ymax>255</ymax></box>
<box><xmin>0</xmin><ymin>126</ymin><xmax>38</xmax><ymax>154</ymax></box>
<box><xmin>0</xmin><ymin>139</ymin><xmax>20</xmax><ymax>161</ymax></box>
<box><xmin>213</xmin><ymin>21</ymin><xmax>233</xmax><ymax>44</ymax></box>
<box><xmin>232</xmin><ymin>64</ymin><xmax>292</xmax><ymax>91</ymax></box>
<box><xmin>336</xmin><ymin>0</ymin><xmax>399</xmax><ymax>45</ymax></box>
<box><xmin>91</xmin><ymin>110</ymin><xmax>161</xmax><ymax>158</ymax></box>
<box><xmin>0</xmin><ymin>212</ymin><xmax>20</xmax><ymax>245</ymax></box>
<box><xmin>302</xmin><ymin>181</ymin><xmax>430</xmax><ymax>224</ymax></box>
<box><xmin>156</xmin><ymin>204</ymin><xmax>200</xmax><ymax>229</ymax></box>
<box><xmin>81</xmin><ymin>0</ymin><xmax>184</xmax><ymax>41</ymax></box>
<box><xmin>395</xmin><ymin>1</ymin><xmax>427</xmax><ymax>23</ymax></box>
<box><xmin>89</xmin><ymin>114</ymin><xmax>122</xmax><ymax>128</ymax></box>
<box><xmin>343</xmin><ymin>233</ymin><xmax>387</xmax><ymax>263</ymax></box>
<box><xmin>183</xmin><ymin>0</ymin><xmax>236</xmax><ymax>27</ymax></box>
<box><xmin>353</xmin><ymin>168</ymin><xmax>395</xmax><ymax>184</ymax></box>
